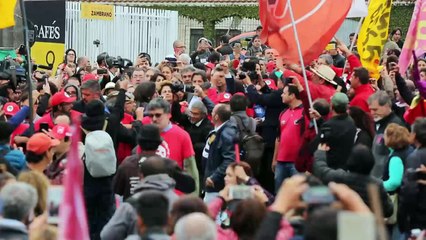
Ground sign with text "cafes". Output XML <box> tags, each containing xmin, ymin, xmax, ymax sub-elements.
<box><xmin>81</xmin><ymin>3</ymin><xmax>114</xmax><ymax>21</ymax></box>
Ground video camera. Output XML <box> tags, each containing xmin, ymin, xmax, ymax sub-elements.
<box><xmin>171</xmin><ymin>83</ymin><xmax>195</xmax><ymax>93</ymax></box>
<box><xmin>238</xmin><ymin>60</ymin><xmax>259</xmax><ymax>82</ymax></box>
<box><xmin>0</xmin><ymin>58</ymin><xmax>27</xmax><ymax>90</ymax></box>
<box><xmin>107</xmin><ymin>56</ymin><xmax>133</xmax><ymax>69</ymax></box>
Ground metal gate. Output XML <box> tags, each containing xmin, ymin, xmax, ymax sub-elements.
<box><xmin>65</xmin><ymin>2</ymin><xmax>178</xmax><ymax>65</ymax></box>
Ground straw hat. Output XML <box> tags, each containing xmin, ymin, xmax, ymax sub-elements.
<box><xmin>310</xmin><ymin>65</ymin><xmax>337</xmax><ymax>85</ymax></box>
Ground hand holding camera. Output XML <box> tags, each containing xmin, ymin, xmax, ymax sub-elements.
<box><xmin>271</xmin><ymin>175</ymin><xmax>309</xmax><ymax>214</ymax></box>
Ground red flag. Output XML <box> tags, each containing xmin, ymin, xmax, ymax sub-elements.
<box><xmin>59</xmin><ymin>120</ymin><xmax>90</xmax><ymax>240</ymax></box>
<box><xmin>259</xmin><ymin>0</ymin><xmax>352</xmax><ymax>64</ymax></box>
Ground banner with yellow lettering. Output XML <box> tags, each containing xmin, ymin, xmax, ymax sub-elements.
<box><xmin>357</xmin><ymin>0</ymin><xmax>392</xmax><ymax>79</ymax></box>
<box><xmin>81</xmin><ymin>3</ymin><xmax>114</xmax><ymax>21</ymax></box>
<box><xmin>25</xmin><ymin>0</ymin><xmax>66</xmax><ymax>72</ymax></box>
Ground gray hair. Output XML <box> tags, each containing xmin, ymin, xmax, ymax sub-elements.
<box><xmin>81</xmin><ymin>80</ymin><xmax>101</xmax><ymax>92</ymax></box>
<box><xmin>0</xmin><ymin>182</ymin><xmax>38</xmax><ymax>221</ymax></box>
<box><xmin>174</xmin><ymin>213</ymin><xmax>217</xmax><ymax>240</ymax></box>
<box><xmin>147</xmin><ymin>97</ymin><xmax>171</xmax><ymax>114</ymax></box>
<box><xmin>147</xmin><ymin>67</ymin><xmax>161</xmax><ymax>74</ymax></box>
<box><xmin>319</xmin><ymin>54</ymin><xmax>333</xmax><ymax>66</ymax></box>
<box><xmin>368</xmin><ymin>90</ymin><xmax>392</xmax><ymax>107</ymax></box>
<box><xmin>178</xmin><ymin>54</ymin><xmax>192</xmax><ymax>65</ymax></box>
<box><xmin>190</xmin><ymin>100</ymin><xmax>207</xmax><ymax>115</ymax></box>
<box><xmin>180</xmin><ymin>65</ymin><xmax>197</xmax><ymax>75</ymax></box>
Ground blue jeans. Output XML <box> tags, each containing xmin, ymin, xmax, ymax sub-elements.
<box><xmin>275</xmin><ymin>162</ymin><xmax>298</xmax><ymax>194</ymax></box>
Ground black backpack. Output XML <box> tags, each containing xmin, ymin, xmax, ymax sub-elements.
<box><xmin>233</xmin><ymin>115</ymin><xmax>265</xmax><ymax>174</ymax></box>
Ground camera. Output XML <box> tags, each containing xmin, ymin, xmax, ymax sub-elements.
<box><xmin>240</xmin><ymin>61</ymin><xmax>259</xmax><ymax>82</ymax></box>
<box><xmin>0</xmin><ymin>58</ymin><xmax>27</xmax><ymax>90</ymax></box>
<box><xmin>302</xmin><ymin>186</ymin><xmax>335</xmax><ymax>206</ymax></box>
<box><xmin>107</xmin><ymin>56</ymin><xmax>133</xmax><ymax>69</ymax></box>
<box><xmin>171</xmin><ymin>83</ymin><xmax>195</xmax><ymax>93</ymax></box>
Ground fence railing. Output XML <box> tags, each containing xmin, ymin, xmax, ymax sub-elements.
<box><xmin>66</xmin><ymin>2</ymin><xmax>178</xmax><ymax>65</ymax></box>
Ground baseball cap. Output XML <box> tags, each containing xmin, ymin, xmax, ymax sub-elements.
<box><xmin>51</xmin><ymin>124</ymin><xmax>72</xmax><ymax>140</ymax></box>
<box><xmin>51</xmin><ymin>91</ymin><xmax>76</xmax><ymax>107</ymax></box>
<box><xmin>2</xmin><ymin>102</ymin><xmax>20</xmax><ymax>116</ymax></box>
<box><xmin>27</xmin><ymin>133</ymin><xmax>60</xmax><ymax>155</ymax></box>
<box><xmin>217</xmin><ymin>92</ymin><xmax>232</xmax><ymax>103</ymax></box>
<box><xmin>331</xmin><ymin>92</ymin><xmax>349</xmax><ymax>108</ymax></box>
<box><xmin>82</xmin><ymin>73</ymin><xmax>99</xmax><ymax>83</ymax></box>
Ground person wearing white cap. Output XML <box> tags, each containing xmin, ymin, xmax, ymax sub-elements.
<box><xmin>191</xmin><ymin>37</ymin><xmax>212</xmax><ymax>64</ymax></box>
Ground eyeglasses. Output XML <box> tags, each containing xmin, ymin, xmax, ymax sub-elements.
<box><xmin>176</xmin><ymin>46</ymin><xmax>186</xmax><ymax>49</ymax></box>
<box><xmin>66</xmin><ymin>91</ymin><xmax>76</xmax><ymax>95</ymax></box>
<box><xmin>148</xmin><ymin>113</ymin><xmax>163</xmax><ymax>119</ymax></box>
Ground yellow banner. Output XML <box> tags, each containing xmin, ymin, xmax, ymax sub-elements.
<box><xmin>31</xmin><ymin>42</ymin><xmax>65</xmax><ymax>74</ymax></box>
<box><xmin>0</xmin><ymin>0</ymin><xmax>17</xmax><ymax>29</ymax></box>
<box><xmin>81</xmin><ymin>3</ymin><xmax>114</xmax><ymax>21</ymax></box>
<box><xmin>357</xmin><ymin>0</ymin><xmax>392</xmax><ymax>79</ymax></box>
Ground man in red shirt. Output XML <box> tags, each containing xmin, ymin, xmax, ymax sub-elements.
<box><xmin>146</xmin><ymin>98</ymin><xmax>199</xmax><ymax>194</ymax></box>
<box><xmin>272</xmin><ymin>85</ymin><xmax>303</xmax><ymax>193</ymax></box>
<box><xmin>34</xmin><ymin>91</ymin><xmax>78</xmax><ymax>131</ymax></box>
<box><xmin>349</xmin><ymin>67</ymin><xmax>375</xmax><ymax>112</ymax></box>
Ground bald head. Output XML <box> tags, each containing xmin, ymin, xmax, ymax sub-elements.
<box><xmin>174</xmin><ymin>213</ymin><xmax>217</xmax><ymax>240</ymax></box>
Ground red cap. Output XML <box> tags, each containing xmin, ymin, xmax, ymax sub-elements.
<box><xmin>27</xmin><ymin>133</ymin><xmax>60</xmax><ymax>154</ymax></box>
<box><xmin>205</xmin><ymin>62</ymin><xmax>215</xmax><ymax>70</ymax></box>
<box><xmin>51</xmin><ymin>91</ymin><xmax>76</xmax><ymax>107</ymax></box>
<box><xmin>2</xmin><ymin>102</ymin><xmax>20</xmax><ymax>116</ymax></box>
<box><xmin>82</xmin><ymin>73</ymin><xmax>98</xmax><ymax>83</ymax></box>
<box><xmin>264</xmin><ymin>79</ymin><xmax>278</xmax><ymax>90</ymax></box>
<box><xmin>217</xmin><ymin>92</ymin><xmax>232</xmax><ymax>103</ymax></box>
<box><xmin>51</xmin><ymin>124</ymin><xmax>72</xmax><ymax>140</ymax></box>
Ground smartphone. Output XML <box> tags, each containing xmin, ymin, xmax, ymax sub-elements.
<box><xmin>39</xmin><ymin>123</ymin><xmax>49</xmax><ymax>132</ymax></box>
<box><xmin>229</xmin><ymin>185</ymin><xmax>253</xmax><ymax>200</ymax></box>
<box><xmin>325</xmin><ymin>43</ymin><xmax>337</xmax><ymax>51</ymax></box>
<box><xmin>47</xmin><ymin>186</ymin><xmax>64</xmax><ymax>225</ymax></box>
<box><xmin>97</xmin><ymin>68</ymin><xmax>108</xmax><ymax>75</ymax></box>
<box><xmin>302</xmin><ymin>186</ymin><xmax>335</xmax><ymax>205</ymax></box>
<box><xmin>284</xmin><ymin>77</ymin><xmax>293</xmax><ymax>85</ymax></box>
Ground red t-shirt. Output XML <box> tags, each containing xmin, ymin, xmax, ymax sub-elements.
<box><xmin>277</xmin><ymin>106</ymin><xmax>305</xmax><ymax>162</ymax></box>
<box><xmin>117</xmin><ymin>113</ymin><xmax>135</xmax><ymax>164</ymax></box>
<box><xmin>160</xmin><ymin>124</ymin><xmax>195</xmax><ymax>168</ymax></box>
<box><xmin>137</xmin><ymin>124</ymin><xmax>195</xmax><ymax>168</ymax></box>
<box><xmin>350</xmin><ymin>84</ymin><xmax>375</xmax><ymax>112</ymax></box>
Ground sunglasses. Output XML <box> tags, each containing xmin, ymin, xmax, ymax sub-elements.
<box><xmin>148</xmin><ymin>113</ymin><xmax>163</xmax><ymax>119</ymax></box>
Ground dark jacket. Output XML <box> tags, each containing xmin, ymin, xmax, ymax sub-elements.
<box><xmin>217</xmin><ymin>44</ymin><xmax>233</xmax><ymax>56</ymax></box>
<box><xmin>246</xmin><ymin>84</ymin><xmax>286</xmax><ymax>147</ymax></box>
<box><xmin>317</xmin><ymin>113</ymin><xmax>357</xmax><ymax>170</ymax></box>
<box><xmin>183</xmin><ymin>117</ymin><xmax>214</xmax><ymax>178</ymax></box>
<box><xmin>371</xmin><ymin>112</ymin><xmax>405</xmax><ymax>178</ymax></box>
<box><xmin>125</xmin><ymin>227</ymin><xmax>170</xmax><ymax>240</ymax></box>
<box><xmin>81</xmin><ymin>89</ymin><xmax>139</xmax><ymax>150</ymax></box>
<box><xmin>0</xmin><ymin>219</ymin><xmax>28</xmax><ymax>240</ymax></box>
<box><xmin>313</xmin><ymin>150</ymin><xmax>394</xmax><ymax>218</ymax></box>
<box><xmin>203</xmin><ymin>120</ymin><xmax>238</xmax><ymax>192</ymax></box>
<box><xmin>398</xmin><ymin>148</ymin><xmax>426</xmax><ymax>231</ymax></box>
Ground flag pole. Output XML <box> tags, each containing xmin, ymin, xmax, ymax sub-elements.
<box><xmin>286</xmin><ymin>0</ymin><xmax>318</xmax><ymax>133</ymax></box>
<box><xmin>342</xmin><ymin>0</ymin><xmax>371</xmax><ymax>75</ymax></box>
<box><xmin>19</xmin><ymin>0</ymin><xmax>34</xmax><ymax>134</ymax></box>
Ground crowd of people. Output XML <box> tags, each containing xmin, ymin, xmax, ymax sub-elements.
<box><xmin>0</xmin><ymin>25</ymin><xmax>426</xmax><ymax>240</ymax></box>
